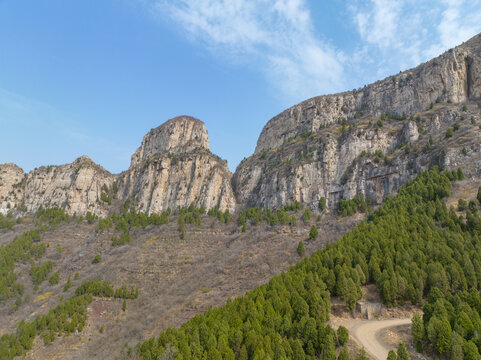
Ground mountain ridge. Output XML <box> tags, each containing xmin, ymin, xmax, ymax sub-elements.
<box><xmin>1</xmin><ymin>33</ymin><xmax>481</xmax><ymax>216</ymax></box>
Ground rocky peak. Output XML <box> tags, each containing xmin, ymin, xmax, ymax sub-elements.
<box><xmin>130</xmin><ymin>116</ymin><xmax>209</xmax><ymax>168</ymax></box>
<box><xmin>119</xmin><ymin>116</ymin><xmax>236</xmax><ymax>213</ymax></box>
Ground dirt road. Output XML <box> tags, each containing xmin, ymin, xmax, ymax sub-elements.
<box><xmin>341</xmin><ymin>318</ymin><xmax>412</xmax><ymax>360</ymax></box>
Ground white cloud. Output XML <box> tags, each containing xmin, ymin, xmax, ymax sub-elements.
<box><xmin>148</xmin><ymin>0</ymin><xmax>481</xmax><ymax>101</ymax></box>
<box><xmin>351</xmin><ymin>0</ymin><xmax>481</xmax><ymax>74</ymax></box>
<box><xmin>152</xmin><ymin>0</ymin><xmax>345</xmax><ymax>101</ymax></box>
<box><xmin>355</xmin><ymin>0</ymin><xmax>402</xmax><ymax>49</ymax></box>
<box><xmin>424</xmin><ymin>0</ymin><xmax>481</xmax><ymax>59</ymax></box>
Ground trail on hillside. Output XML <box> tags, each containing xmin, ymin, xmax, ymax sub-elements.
<box><xmin>341</xmin><ymin>318</ymin><xmax>412</xmax><ymax>360</ymax></box>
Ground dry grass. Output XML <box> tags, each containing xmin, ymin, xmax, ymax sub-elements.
<box><xmin>33</xmin><ymin>292</ymin><xmax>53</xmax><ymax>303</ymax></box>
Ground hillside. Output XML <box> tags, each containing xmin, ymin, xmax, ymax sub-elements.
<box><xmin>0</xmin><ymin>205</ymin><xmax>359</xmax><ymax>359</ymax></box>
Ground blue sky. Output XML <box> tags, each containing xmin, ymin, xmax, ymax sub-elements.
<box><xmin>1</xmin><ymin>0</ymin><xmax>481</xmax><ymax>174</ymax></box>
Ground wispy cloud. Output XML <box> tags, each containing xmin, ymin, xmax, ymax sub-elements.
<box><xmin>350</xmin><ymin>0</ymin><xmax>481</xmax><ymax>79</ymax></box>
<box><xmin>151</xmin><ymin>0</ymin><xmax>345</xmax><ymax>101</ymax></box>
<box><xmin>424</xmin><ymin>0</ymin><xmax>481</xmax><ymax>58</ymax></box>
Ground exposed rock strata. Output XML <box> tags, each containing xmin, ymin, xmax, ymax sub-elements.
<box><xmin>118</xmin><ymin>116</ymin><xmax>236</xmax><ymax>213</ymax></box>
<box><xmin>233</xmin><ymin>33</ymin><xmax>481</xmax><ymax>211</ymax></box>
<box><xmin>0</xmin><ymin>156</ymin><xmax>115</xmax><ymax>216</ymax></box>
<box><xmin>254</xmin><ymin>33</ymin><xmax>481</xmax><ymax>154</ymax></box>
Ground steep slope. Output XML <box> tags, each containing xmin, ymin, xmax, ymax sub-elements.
<box><xmin>233</xmin><ymin>34</ymin><xmax>481</xmax><ymax>211</ymax></box>
<box><xmin>117</xmin><ymin>116</ymin><xmax>236</xmax><ymax>213</ymax></box>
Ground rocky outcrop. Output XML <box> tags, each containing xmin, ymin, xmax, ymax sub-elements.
<box><xmin>234</xmin><ymin>121</ymin><xmax>401</xmax><ymax>210</ymax></box>
<box><xmin>118</xmin><ymin>116</ymin><xmax>236</xmax><ymax>213</ymax></box>
<box><xmin>234</xmin><ymin>101</ymin><xmax>481</xmax><ymax>211</ymax></box>
<box><xmin>0</xmin><ymin>156</ymin><xmax>116</xmax><ymax>216</ymax></box>
<box><xmin>130</xmin><ymin>116</ymin><xmax>210</xmax><ymax>168</ymax></box>
<box><xmin>255</xmin><ymin>33</ymin><xmax>481</xmax><ymax>154</ymax></box>
<box><xmin>0</xmin><ymin>117</ymin><xmax>236</xmax><ymax>216</ymax></box>
<box><xmin>232</xmin><ymin>33</ymin><xmax>481</xmax><ymax>212</ymax></box>
<box><xmin>2</xmin><ymin>34</ymin><xmax>481</xmax><ymax>217</ymax></box>
<box><xmin>0</xmin><ymin>163</ymin><xmax>25</xmax><ymax>212</ymax></box>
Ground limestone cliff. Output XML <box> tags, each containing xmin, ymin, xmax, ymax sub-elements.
<box><xmin>254</xmin><ymin>33</ymin><xmax>481</xmax><ymax>154</ymax></box>
<box><xmin>233</xmin><ymin>100</ymin><xmax>481</xmax><ymax>211</ymax></box>
<box><xmin>0</xmin><ymin>163</ymin><xmax>24</xmax><ymax>212</ymax></box>
<box><xmin>0</xmin><ymin>156</ymin><xmax>115</xmax><ymax>216</ymax></box>
<box><xmin>0</xmin><ymin>117</ymin><xmax>236</xmax><ymax>216</ymax></box>
<box><xmin>130</xmin><ymin>116</ymin><xmax>210</xmax><ymax>168</ymax></box>
<box><xmin>118</xmin><ymin>116</ymin><xmax>236</xmax><ymax>213</ymax></box>
<box><xmin>234</xmin><ymin>33</ymin><xmax>481</xmax><ymax>211</ymax></box>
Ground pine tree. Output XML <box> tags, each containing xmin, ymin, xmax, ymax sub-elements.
<box><xmin>122</xmin><ymin>299</ymin><xmax>126</xmax><ymax>312</ymax></box>
<box><xmin>337</xmin><ymin>326</ymin><xmax>349</xmax><ymax>346</ymax></box>
<box><xmin>411</xmin><ymin>313</ymin><xmax>424</xmax><ymax>352</ymax></box>
<box><xmin>338</xmin><ymin>347</ymin><xmax>350</xmax><ymax>360</ymax></box>
<box><xmin>397</xmin><ymin>343</ymin><xmax>409</xmax><ymax>360</ymax></box>
<box><xmin>387</xmin><ymin>350</ymin><xmax>398</xmax><ymax>360</ymax></box>
<box><xmin>297</xmin><ymin>240</ymin><xmax>305</xmax><ymax>257</ymax></box>
<box><xmin>302</xmin><ymin>209</ymin><xmax>311</xmax><ymax>223</ymax></box>
<box><xmin>357</xmin><ymin>348</ymin><xmax>369</xmax><ymax>360</ymax></box>
<box><xmin>322</xmin><ymin>332</ymin><xmax>336</xmax><ymax>360</ymax></box>
<box><xmin>309</xmin><ymin>226</ymin><xmax>318</xmax><ymax>240</ymax></box>
<box><xmin>63</xmin><ymin>275</ymin><xmax>71</xmax><ymax>292</ymax></box>
<box><xmin>319</xmin><ymin>197</ymin><xmax>326</xmax><ymax>212</ymax></box>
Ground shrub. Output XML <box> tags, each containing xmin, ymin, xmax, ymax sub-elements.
<box><xmin>64</xmin><ymin>275</ymin><xmax>72</xmax><ymax>292</ymax></box>
<box><xmin>49</xmin><ymin>271</ymin><xmax>59</xmax><ymax>285</ymax></box>
<box><xmin>92</xmin><ymin>254</ymin><xmax>101</xmax><ymax>264</ymax></box>
<box><xmin>458</xmin><ymin>199</ymin><xmax>468</xmax><ymax>211</ymax></box>
<box><xmin>302</xmin><ymin>209</ymin><xmax>311</xmax><ymax>223</ymax></box>
<box><xmin>112</xmin><ymin>231</ymin><xmax>131</xmax><ymax>246</ymax></box>
<box><xmin>318</xmin><ymin>197</ymin><xmax>326</xmax><ymax>212</ymax></box>
<box><xmin>30</xmin><ymin>261</ymin><xmax>53</xmax><ymax>285</ymax></box>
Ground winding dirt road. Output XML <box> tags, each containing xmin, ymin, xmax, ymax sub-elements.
<box><xmin>343</xmin><ymin>318</ymin><xmax>412</xmax><ymax>360</ymax></box>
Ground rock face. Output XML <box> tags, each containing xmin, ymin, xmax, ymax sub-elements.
<box><xmin>0</xmin><ymin>156</ymin><xmax>115</xmax><ymax>216</ymax></box>
<box><xmin>234</xmin><ymin>102</ymin><xmax>481</xmax><ymax>211</ymax></box>
<box><xmin>130</xmin><ymin>116</ymin><xmax>210</xmax><ymax>167</ymax></box>
<box><xmin>0</xmin><ymin>117</ymin><xmax>236</xmax><ymax>216</ymax></box>
<box><xmin>0</xmin><ymin>163</ymin><xmax>25</xmax><ymax>212</ymax></box>
<box><xmin>234</xmin><ymin>33</ymin><xmax>481</xmax><ymax>211</ymax></box>
<box><xmin>254</xmin><ymin>33</ymin><xmax>481</xmax><ymax>154</ymax></box>
<box><xmin>118</xmin><ymin>116</ymin><xmax>236</xmax><ymax>213</ymax></box>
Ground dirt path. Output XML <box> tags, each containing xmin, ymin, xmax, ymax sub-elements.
<box><xmin>338</xmin><ymin>318</ymin><xmax>412</xmax><ymax>360</ymax></box>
